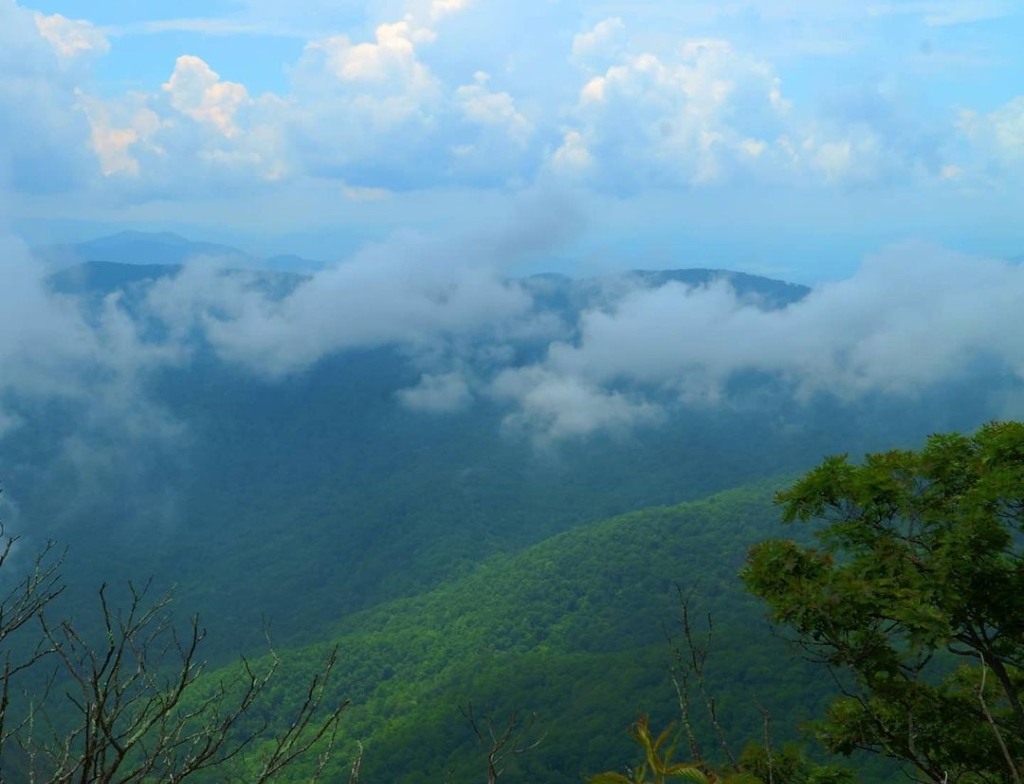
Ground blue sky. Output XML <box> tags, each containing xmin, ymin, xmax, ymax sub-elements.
<box><xmin>3</xmin><ymin>0</ymin><xmax>1024</xmax><ymax>281</ymax></box>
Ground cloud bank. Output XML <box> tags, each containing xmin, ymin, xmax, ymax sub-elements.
<box><xmin>4</xmin><ymin>218</ymin><xmax>1020</xmax><ymax>450</ymax></box>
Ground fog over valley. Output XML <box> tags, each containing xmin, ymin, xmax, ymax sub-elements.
<box><xmin>2</xmin><ymin>2</ymin><xmax>1024</xmax><ymax>782</ymax></box>
<box><xmin>3</xmin><ymin>230</ymin><xmax>1023</xmax><ymax>453</ymax></box>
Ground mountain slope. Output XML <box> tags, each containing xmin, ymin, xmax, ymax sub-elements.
<box><xmin>13</xmin><ymin>258</ymin><xmax>997</xmax><ymax>661</ymax></box>
<box><xmin>183</xmin><ymin>478</ymin><xmax>850</xmax><ymax>784</ymax></box>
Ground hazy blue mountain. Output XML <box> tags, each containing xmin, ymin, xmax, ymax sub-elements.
<box><xmin>49</xmin><ymin>255</ymin><xmax>806</xmax><ymax>308</ymax></box>
<box><xmin>9</xmin><ymin>241</ymin><xmax>1011</xmax><ymax>684</ymax></box>
<box><xmin>34</xmin><ymin>230</ymin><xmax>323</xmax><ymax>273</ymax></box>
<box><xmin>49</xmin><ymin>259</ymin><xmax>309</xmax><ymax>300</ymax></box>
<box><xmin>265</xmin><ymin>253</ymin><xmax>326</xmax><ymax>274</ymax></box>
<box><xmin>48</xmin><ymin>260</ymin><xmax>182</xmax><ymax>295</ymax></box>
<box><xmin>521</xmin><ymin>268</ymin><xmax>809</xmax><ymax>321</ymax></box>
<box><xmin>2</xmin><ymin>239</ymin><xmax>1009</xmax><ymax>784</ymax></box>
<box><xmin>24</xmin><ymin>257</ymin><xmax>997</xmax><ymax>657</ymax></box>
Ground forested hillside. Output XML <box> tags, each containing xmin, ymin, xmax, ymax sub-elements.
<box><xmin>4</xmin><ymin>262</ymin><xmax>997</xmax><ymax>643</ymax></box>
<box><xmin>1</xmin><ymin>253</ymin><xmax>1019</xmax><ymax>783</ymax></box>
<box><xmin>8</xmin><ymin>0</ymin><xmax>1024</xmax><ymax>776</ymax></box>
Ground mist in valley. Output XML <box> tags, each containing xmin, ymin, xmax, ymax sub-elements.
<box><xmin>3</xmin><ymin>1</ymin><xmax>1024</xmax><ymax>781</ymax></box>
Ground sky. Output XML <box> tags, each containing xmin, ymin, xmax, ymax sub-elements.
<box><xmin>2</xmin><ymin>0</ymin><xmax>1024</xmax><ymax>458</ymax></box>
<box><xmin>2</xmin><ymin>0</ymin><xmax>1024</xmax><ymax>280</ymax></box>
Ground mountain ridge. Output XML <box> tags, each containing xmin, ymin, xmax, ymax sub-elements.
<box><xmin>48</xmin><ymin>257</ymin><xmax>809</xmax><ymax>308</ymax></box>
<box><xmin>34</xmin><ymin>231</ymin><xmax>325</xmax><ymax>274</ymax></box>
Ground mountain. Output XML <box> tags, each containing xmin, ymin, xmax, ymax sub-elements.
<box><xmin>34</xmin><ymin>230</ymin><xmax>324</xmax><ymax>273</ymax></box>
<box><xmin>177</xmin><ymin>479</ymin><xmax>897</xmax><ymax>784</ymax></box>
<box><xmin>20</xmin><ymin>255</ymin><xmax>994</xmax><ymax>652</ymax></box>
<box><xmin>2</xmin><ymin>242</ymin><xmax>999</xmax><ymax>783</ymax></box>
<box><xmin>523</xmin><ymin>269</ymin><xmax>809</xmax><ymax>318</ymax></box>
<box><xmin>47</xmin><ymin>259</ymin><xmax>183</xmax><ymax>294</ymax></box>
<box><xmin>48</xmin><ymin>259</ymin><xmax>308</xmax><ymax>300</ymax></box>
<box><xmin>47</xmin><ymin>256</ymin><xmax>807</xmax><ymax>310</ymax></box>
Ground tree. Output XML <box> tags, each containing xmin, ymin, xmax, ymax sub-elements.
<box><xmin>0</xmin><ymin>514</ymin><xmax>348</xmax><ymax>783</ymax></box>
<box><xmin>743</xmin><ymin>421</ymin><xmax>1024</xmax><ymax>784</ymax></box>
<box><xmin>458</xmin><ymin>702</ymin><xmax>545</xmax><ymax>784</ymax></box>
<box><xmin>0</xmin><ymin>520</ymin><xmax>63</xmax><ymax>752</ymax></box>
<box><xmin>589</xmin><ymin>714</ymin><xmax>709</xmax><ymax>784</ymax></box>
<box><xmin>590</xmin><ymin>587</ymin><xmax>854</xmax><ymax>784</ymax></box>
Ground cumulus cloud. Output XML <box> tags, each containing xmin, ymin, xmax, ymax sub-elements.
<box><xmin>555</xmin><ymin>33</ymin><xmax>791</xmax><ymax>188</ymax></box>
<box><xmin>788</xmin><ymin>82</ymin><xmax>951</xmax><ymax>185</ymax></box>
<box><xmin>959</xmin><ymin>96</ymin><xmax>1024</xmax><ymax>166</ymax></box>
<box><xmin>16</xmin><ymin>0</ymin><xmax>1002</xmax><ymax>202</ymax></box>
<box><xmin>455</xmin><ymin>72</ymin><xmax>533</xmax><ymax>147</ymax></box>
<box><xmin>429</xmin><ymin>0</ymin><xmax>473</xmax><ymax>21</ymax></box>
<box><xmin>550</xmin><ymin>130</ymin><xmax>593</xmax><ymax>176</ymax></box>
<box><xmin>305</xmin><ymin>21</ymin><xmax>435</xmax><ymax>86</ymax></box>
<box><xmin>77</xmin><ymin>92</ymin><xmax>164</xmax><ymax>177</ymax></box>
<box><xmin>0</xmin><ymin>1</ymin><xmax>96</xmax><ymax>192</ymax></box>
<box><xmin>34</xmin><ymin>11</ymin><xmax>109</xmax><ymax>58</ymax></box>
<box><xmin>571</xmin><ymin>17</ymin><xmax>625</xmax><ymax>64</ymax></box>
<box><xmin>76</xmin><ymin>55</ymin><xmax>291</xmax><ymax>191</ymax></box>
<box><xmin>163</xmin><ymin>55</ymin><xmax>250</xmax><ymax>138</ymax></box>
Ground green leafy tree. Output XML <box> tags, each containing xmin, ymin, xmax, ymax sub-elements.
<box><xmin>589</xmin><ymin>715</ymin><xmax>709</xmax><ymax>784</ymax></box>
<box><xmin>743</xmin><ymin>421</ymin><xmax>1024</xmax><ymax>783</ymax></box>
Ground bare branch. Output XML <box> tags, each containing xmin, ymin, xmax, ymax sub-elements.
<box><xmin>14</xmin><ymin>580</ymin><xmax>348</xmax><ymax>784</ymax></box>
<box><xmin>979</xmin><ymin>654</ymin><xmax>1021</xmax><ymax>784</ymax></box>
<box><xmin>668</xmin><ymin>586</ymin><xmax>738</xmax><ymax>772</ymax></box>
<box><xmin>460</xmin><ymin>702</ymin><xmax>545</xmax><ymax>784</ymax></box>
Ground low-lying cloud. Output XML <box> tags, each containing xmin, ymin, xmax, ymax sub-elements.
<box><xmin>1</xmin><ymin>218</ymin><xmax>1023</xmax><ymax>452</ymax></box>
<box><xmin>0</xmin><ymin>232</ymin><xmax>186</xmax><ymax>527</ymax></box>
<box><xmin>486</xmin><ymin>243</ymin><xmax>1024</xmax><ymax>437</ymax></box>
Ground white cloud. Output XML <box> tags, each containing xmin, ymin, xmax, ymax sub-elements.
<box><xmin>490</xmin><ymin>243</ymin><xmax>1024</xmax><ymax>437</ymax></box>
<box><xmin>3</xmin><ymin>0</ymin><xmax>1021</xmax><ymax>207</ymax></box>
<box><xmin>78</xmin><ymin>92</ymin><xmax>163</xmax><ymax>176</ymax></box>
<box><xmin>398</xmin><ymin>371</ymin><xmax>473</xmax><ymax>413</ymax></box>
<box><xmin>163</xmin><ymin>55</ymin><xmax>250</xmax><ymax>138</ymax></box>
<box><xmin>491</xmin><ymin>366</ymin><xmax>663</xmax><ymax>441</ymax></box>
<box><xmin>430</xmin><ymin>0</ymin><xmax>473</xmax><ymax>21</ymax></box>
<box><xmin>33</xmin><ymin>11</ymin><xmax>109</xmax><ymax>58</ymax></box>
<box><xmin>141</xmin><ymin>225</ymin><xmax>538</xmax><ymax>378</ymax></box>
<box><xmin>0</xmin><ymin>1</ymin><xmax>97</xmax><ymax>192</ymax></box>
<box><xmin>455</xmin><ymin>72</ymin><xmax>533</xmax><ymax>146</ymax></box>
<box><xmin>550</xmin><ymin>130</ymin><xmax>593</xmax><ymax>175</ymax></box>
<box><xmin>572</xmin><ymin>17</ymin><xmax>625</xmax><ymax>63</ymax></box>
<box><xmin>960</xmin><ymin>96</ymin><xmax>1024</xmax><ymax>165</ymax></box>
<box><xmin>0</xmin><ymin>234</ymin><xmax>185</xmax><ymax>451</ymax></box>
<box><xmin>305</xmin><ymin>21</ymin><xmax>434</xmax><ymax>88</ymax></box>
<box><xmin>73</xmin><ymin>55</ymin><xmax>291</xmax><ymax>189</ymax></box>
<box><xmin>554</xmin><ymin>34</ymin><xmax>791</xmax><ymax>188</ymax></box>
<box><xmin>284</xmin><ymin>21</ymin><xmax>444</xmax><ymax>182</ymax></box>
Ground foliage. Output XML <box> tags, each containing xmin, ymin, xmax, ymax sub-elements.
<box><xmin>589</xmin><ymin>716</ymin><xmax>854</xmax><ymax>784</ymax></box>
<box><xmin>590</xmin><ymin>715</ymin><xmax>709</xmax><ymax>784</ymax></box>
<box><xmin>184</xmin><ymin>482</ymin><xmax>850</xmax><ymax>784</ymax></box>
<box><xmin>743</xmin><ymin>421</ymin><xmax>1024</xmax><ymax>783</ymax></box>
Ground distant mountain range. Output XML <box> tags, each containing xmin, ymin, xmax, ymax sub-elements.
<box><xmin>42</xmin><ymin>232</ymin><xmax>812</xmax><ymax>313</ymax></box>
<box><xmin>34</xmin><ymin>230</ymin><xmax>325</xmax><ymax>274</ymax></box>
<box><xmin>6</xmin><ymin>230</ymin><xmax>1007</xmax><ymax>784</ymax></box>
